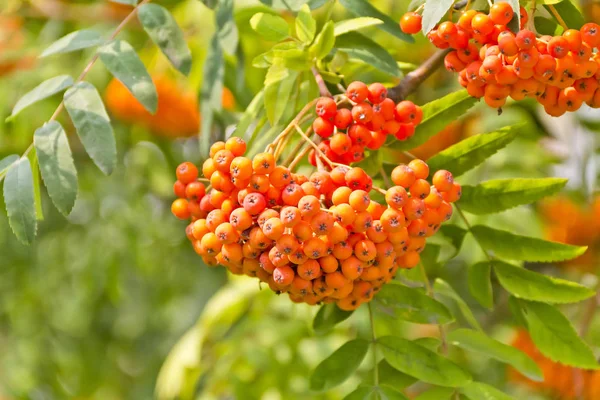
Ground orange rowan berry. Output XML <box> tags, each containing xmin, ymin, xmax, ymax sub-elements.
<box><xmin>548</xmin><ymin>36</ymin><xmax>569</xmax><ymax>58</ymax></box>
<box><xmin>360</xmin><ymin>266</ymin><xmax>382</xmax><ymax>281</ymax></box>
<box><xmin>341</xmin><ymin>256</ymin><xmax>364</xmax><ymax>280</ymax></box>
<box><xmin>225</xmin><ymin>137</ymin><xmax>246</xmax><ymax>157</ymax></box>
<box><xmin>410</xmin><ymin>179</ymin><xmax>431</xmax><ymax>199</ymax></box>
<box><xmin>346</xmin><ymin>81</ymin><xmax>368</xmax><ymax>103</ymax></box>
<box><xmin>293</xmin><ymin>221</ymin><xmax>313</xmax><ymax>241</ymax></box>
<box><xmin>404</xmin><ymin>198</ymin><xmax>426</xmax><ymax>221</ymax></box>
<box><xmin>400</xmin><ymin>12</ymin><xmax>422</xmax><ymax>35</ymax></box>
<box><xmin>202</xmin><ymin>158</ymin><xmax>217</xmax><ymax>179</ymax></box>
<box><xmin>249</xmin><ymin>174</ymin><xmax>270</xmax><ymax>193</ymax></box>
<box><xmin>332</xmin><ymin>240</ymin><xmax>353</xmax><ymax>260</ymax></box>
<box><xmin>490</xmin><ymin>2</ymin><xmax>513</xmax><ymax>25</ymax></box>
<box><xmin>315</xmin><ymin>97</ymin><xmax>337</xmax><ymax>118</ymax></box>
<box><xmin>311</xmin><ymin>211</ymin><xmax>335</xmax><ymax>235</ymax></box>
<box><xmin>471</xmin><ymin>13</ymin><xmax>494</xmax><ymax>35</ymax></box>
<box><xmin>354</xmin><ymin>239</ymin><xmax>377</xmax><ymax>262</ymax></box>
<box><xmin>516</xmin><ymin>29</ymin><xmax>536</xmax><ymax>50</ymax></box>
<box><xmin>230</xmin><ymin>157</ymin><xmax>253</xmax><ymax>180</ymax></box>
<box><xmin>229</xmin><ymin>208</ymin><xmax>253</xmax><ymax>231</ymax></box>
<box><xmin>214</xmin><ymin>222</ymin><xmax>239</xmax><ymax>244</ymax></box>
<box><xmin>391</xmin><ymin>164</ymin><xmax>416</xmax><ymax>188</ymax></box>
<box><xmin>276</xmin><ymin>234</ymin><xmax>300</xmax><ymax>255</ymax></box>
<box><xmin>349</xmin><ymin>190</ymin><xmax>370</xmax><ymax>212</ymax></box>
<box><xmin>192</xmin><ymin>219</ymin><xmax>210</xmax><ymax>240</ymax></box>
<box><xmin>437</xmin><ymin>201</ymin><xmax>454</xmax><ymax>221</ymax></box>
<box><xmin>442</xmin><ymin>182</ymin><xmax>462</xmax><ymax>203</ymax></box>
<box><xmin>298</xmin><ymin>195</ymin><xmax>321</xmax><ymax>218</ymax></box>
<box><xmin>332</xmin><ymin>203</ymin><xmax>356</xmax><ymax>226</ymax></box>
<box><xmin>334</xmin><ymin>108</ymin><xmax>353</xmax><ymax>130</ymax></box>
<box><xmin>200</xmin><ymin>232</ymin><xmax>221</xmax><ymax>255</ymax></box>
<box><xmin>273</xmin><ymin>265</ymin><xmax>295</xmax><ymax>286</ymax></box>
<box><xmin>581</xmin><ymin>23</ymin><xmax>600</xmax><ymax>48</ymax></box>
<box><xmin>209</xmin><ymin>141</ymin><xmax>226</xmax><ymax>157</ymax></box>
<box><xmin>298</xmin><ymin>259</ymin><xmax>322</xmax><ymax>280</ymax></box>
<box><xmin>432</xmin><ymin>170</ymin><xmax>454</xmax><ymax>192</ymax></box>
<box><xmin>176</xmin><ymin>162</ymin><xmax>198</xmax><ymax>184</ymax></box>
<box><xmin>249</xmin><ymin>227</ymin><xmax>273</xmax><ymax>250</ymax></box>
<box><xmin>381</xmin><ymin>208</ymin><xmax>406</xmax><ymax>232</ymax></box>
<box><xmin>252</xmin><ymin>152</ymin><xmax>275</xmax><ymax>174</ymax></box>
<box><xmin>185</xmin><ymin>181</ymin><xmax>206</xmax><ymax>201</ymax></box>
<box><xmin>304</xmin><ymin>237</ymin><xmax>328</xmax><ymax>259</ymax></box>
<box><xmin>280</xmin><ymin>206</ymin><xmax>301</xmax><ymax>227</ymax></box>
<box><xmin>330</xmin><ymin>133</ymin><xmax>352</xmax><ymax>155</ymax></box>
<box><xmin>366</xmin><ymin>220</ymin><xmax>388</xmax><ymax>243</ymax></box>
<box><xmin>313</xmin><ymin>117</ymin><xmax>335</xmax><ymax>138</ymax></box>
<box><xmin>263</xmin><ymin>217</ymin><xmax>285</xmax><ymax>240</ymax></box>
<box><xmin>398</xmin><ymin>251</ymin><xmax>420</xmax><ymax>268</ymax></box>
<box><xmin>243</xmin><ymin>192</ymin><xmax>267</xmax><ymax>215</ymax></box>
<box><xmin>352</xmin><ymin>211</ymin><xmax>374</xmax><ymax>233</ymax></box>
<box><xmin>385</xmin><ymin>186</ymin><xmax>408</xmax><ymax>210</ymax></box>
<box><xmin>330</xmin><ymin>222</ymin><xmax>349</xmax><ymax>244</ymax></box>
<box><xmin>174</xmin><ymin>180</ymin><xmax>187</xmax><ymax>198</ymax></box>
<box><xmin>345</xmin><ymin>167</ymin><xmax>372</xmax><ymax>191</ymax></box>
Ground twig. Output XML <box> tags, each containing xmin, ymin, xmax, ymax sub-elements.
<box><xmin>367</xmin><ymin>302</ymin><xmax>379</xmax><ymax>386</ymax></box>
<box><xmin>22</xmin><ymin>0</ymin><xmax>151</xmax><ymax>159</ymax></box>
<box><xmin>387</xmin><ymin>49</ymin><xmax>451</xmax><ymax>102</ymax></box>
<box><xmin>419</xmin><ymin>262</ymin><xmax>448</xmax><ymax>354</ymax></box>
<box><xmin>288</xmin><ymin>145</ymin><xmax>311</xmax><ymax>171</ymax></box>
<box><xmin>293</xmin><ymin>125</ymin><xmax>337</xmax><ymax>169</ymax></box>
<box><xmin>311</xmin><ymin>67</ymin><xmax>332</xmax><ymax>98</ymax></box>
<box><xmin>547</xmin><ymin>4</ymin><xmax>569</xmax><ymax>31</ymax></box>
<box><xmin>380</xmin><ymin>167</ymin><xmax>392</xmax><ymax>188</ymax></box>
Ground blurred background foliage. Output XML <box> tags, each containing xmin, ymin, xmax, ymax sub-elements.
<box><xmin>0</xmin><ymin>0</ymin><xmax>600</xmax><ymax>399</ymax></box>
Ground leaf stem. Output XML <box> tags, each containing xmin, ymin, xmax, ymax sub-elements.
<box><xmin>418</xmin><ymin>262</ymin><xmax>448</xmax><ymax>354</ymax></box>
<box><xmin>547</xmin><ymin>4</ymin><xmax>569</xmax><ymax>31</ymax></box>
<box><xmin>311</xmin><ymin>66</ymin><xmax>332</xmax><ymax>98</ymax></box>
<box><xmin>367</xmin><ymin>302</ymin><xmax>379</xmax><ymax>387</ymax></box>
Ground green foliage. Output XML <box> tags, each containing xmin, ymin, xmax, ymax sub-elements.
<box><xmin>421</xmin><ymin>0</ymin><xmax>455</xmax><ymax>34</ymax></box>
<box><xmin>3</xmin><ymin>158</ymin><xmax>36</xmax><ymax>244</ymax></box>
<box><xmin>518</xmin><ymin>300</ymin><xmax>598</xmax><ymax>369</ymax></box>
<box><xmin>338</xmin><ymin>0</ymin><xmax>414</xmax><ymax>42</ymax></box>
<box><xmin>378</xmin><ymin>336</ymin><xmax>471</xmax><ymax>387</ymax></box>
<box><xmin>310</xmin><ymin>21</ymin><xmax>335</xmax><ymax>60</ymax></box>
<box><xmin>309</xmin><ymin>338</ymin><xmax>370</xmax><ymax>391</ymax></box>
<box><xmin>447</xmin><ymin>329</ymin><xmax>543</xmax><ymax>381</ymax></box>
<box><xmin>33</xmin><ymin>122</ymin><xmax>78</xmax><ymax>216</ymax></box>
<box><xmin>138</xmin><ymin>4</ymin><xmax>193</xmax><ymax>75</ymax></box>
<box><xmin>426</xmin><ymin>125</ymin><xmax>520</xmax><ymax>176</ymax></box>
<box><xmin>296</xmin><ymin>4</ymin><xmax>317</xmax><ymax>43</ymax></box>
<box><xmin>468</xmin><ymin>261</ymin><xmax>494</xmax><ymax>309</ymax></box>
<box><xmin>264</xmin><ymin>66</ymin><xmax>299</xmax><ymax>125</ymax></box>
<box><xmin>470</xmin><ymin>225</ymin><xmax>588</xmax><ymax>262</ymax></box>
<box><xmin>9</xmin><ymin>75</ymin><xmax>74</xmax><ymax>119</ymax></box>
<box><xmin>335</xmin><ymin>32</ymin><xmax>400</xmax><ymax>76</ymax></box>
<box><xmin>64</xmin><ymin>82</ymin><xmax>117</xmax><ymax>175</ymax></box>
<box><xmin>313</xmin><ymin>303</ymin><xmax>353</xmax><ymax>335</ymax></box>
<box><xmin>200</xmin><ymin>35</ymin><xmax>225</xmax><ymax>159</ymax></box>
<box><xmin>334</xmin><ymin>18</ymin><xmax>384</xmax><ymax>36</ymax></box>
<box><xmin>40</xmin><ymin>30</ymin><xmax>104</xmax><ymax>57</ymax></box>
<box><xmin>250</xmin><ymin>13</ymin><xmax>291</xmax><ymax>41</ymax></box>
<box><xmin>433</xmin><ymin>279</ymin><xmax>482</xmax><ymax>331</ymax></box>
<box><xmin>413</xmin><ymin>387</ymin><xmax>455</xmax><ymax>400</ymax></box>
<box><xmin>460</xmin><ymin>382</ymin><xmax>515</xmax><ymax>400</ymax></box>
<box><xmin>543</xmin><ymin>1</ymin><xmax>585</xmax><ymax>29</ymax></box>
<box><xmin>493</xmin><ymin>261</ymin><xmax>595</xmax><ymax>304</ymax></box>
<box><xmin>459</xmin><ymin>178</ymin><xmax>568</xmax><ymax>215</ymax></box>
<box><xmin>345</xmin><ymin>384</ymin><xmax>409</xmax><ymax>400</ymax></box>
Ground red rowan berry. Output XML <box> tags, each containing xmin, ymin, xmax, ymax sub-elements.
<box><xmin>345</xmin><ymin>167</ymin><xmax>372</xmax><ymax>191</ymax></box>
<box><xmin>548</xmin><ymin>36</ymin><xmax>569</xmax><ymax>58</ymax></box>
<box><xmin>367</xmin><ymin>83</ymin><xmax>388</xmax><ymax>104</ymax></box>
<box><xmin>176</xmin><ymin>162</ymin><xmax>198</xmax><ymax>184</ymax></box>
<box><xmin>313</xmin><ymin>117</ymin><xmax>335</xmax><ymax>138</ymax></box>
<box><xmin>581</xmin><ymin>23</ymin><xmax>600</xmax><ymax>48</ymax></box>
<box><xmin>243</xmin><ymin>192</ymin><xmax>267</xmax><ymax>215</ymax></box>
<box><xmin>432</xmin><ymin>170</ymin><xmax>454</xmax><ymax>192</ymax></box>
<box><xmin>334</xmin><ymin>108</ymin><xmax>353</xmax><ymax>130</ymax></box>
<box><xmin>490</xmin><ymin>2</ymin><xmax>514</xmax><ymax>25</ymax></box>
<box><xmin>315</xmin><ymin>97</ymin><xmax>337</xmax><ymax>118</ymax></box>
<box><xmin>174</xmin><ymin>180</ymin><xmax>187</xmax><ymax>198</ymax></box>
<box><xmin>400</xmin><ymin>12</ymin><xmax>422</xmax><ymax>34</ymax></box>
<box><xmin>346</xmin><ymin>81</ymin><xmax>368</xmax><ymax>103</ymax></box>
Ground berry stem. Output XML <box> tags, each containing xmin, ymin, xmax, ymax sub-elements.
<box><xmin>379</xmin><ymin>167</ymin><xmax>392</xmax><ymax>188</ymax></box>
<box><xmin>285</xmin><ymin>142</ymin><xmax>311</xmax><ymax>170</ymax></box>
<box><xmin>293</xmin><ymin>124</ymin><xmax>337</xmax><ymax>169</ymax></box>
<box><xmin>387</xmin><ymin>49</ymin><xmax>451</xmax><ymax>102</ymax></box>
<box><xmin>267</xmin><ymin>99</ymin><xmax>318</xmax><ymax>154</ymax></box>
<box><xmin>547</xmin><ymin>4</ymin><xmax>569</xmax><ymax>31</ymax></box>
<box><xmin>418</xmin><ymin>261</ymin><xmax>448</xmax><ymax>354</ymax></box>
<box><xmin>367</xmin><ymin>302</ymin><xmax>380</xmax><ymax>387</ymax></box>
<box><xmin>311</xmin><ymin>66</ymin><xmax>332</xmax><ymax>98</ymax></box>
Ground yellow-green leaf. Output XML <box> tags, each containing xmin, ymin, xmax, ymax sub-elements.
<box><xmin>4</xmin><ymin>158</ymin><xmax>37</xmax><ymax>244</ymax></box>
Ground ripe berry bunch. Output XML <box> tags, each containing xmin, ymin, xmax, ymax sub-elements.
<box><xmin>400</xmin><ymin>4</ymin><xmax>600</xmax><ymax>116</ymax></box>
<box><xmin>171</xmin><ymin>137</ymin><xmax>460</xmax><ymax>310</ymax></box>
<box><xmin>310</xmin><ymin>81</ymin><xmax>423</xmax><ymax>166</ymax></box>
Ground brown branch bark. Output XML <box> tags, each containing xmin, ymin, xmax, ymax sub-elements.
<box><xmin>388</xmin><ymin>49</ymin><xmax>451</xmax><ymax>102</ymax></box>
<box><xmin>311</xmin><ymin>66</ymin><xmax>332</xmax><ymax>98</ymax></box>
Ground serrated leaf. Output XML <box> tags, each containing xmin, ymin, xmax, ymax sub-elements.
<box><xmin>375</xmin><ymin>282</ymin><xmax>454</xmax><ymax>325</ymax></box>
<box><xmin>200</xmin><ymin>35</ymin><xmax>224</xmax><ymax>160</ymax></box>
<box><xmin>27</xmin><ymin>150</ymin><xmax>43</xmax><ymax>221</ymax></box>
<box><xmin>378</xmin><ymin>336</ymin><xmax>472</xmax><ymax>387</ymax></box>
<box><xmin>447</xmin><ymin>328</ymin><xmax>543</xmax><ymax>382</ymax></box>
<box><xmin>64</xmin><ymin>82</ymin><xmax>116</xmax><ymax>175</ymax></box>
<box><xmin>98</xmin><ymin>40</ymin><xmax>157</xmax><ymax>114</ymax></box>
<box><xmin>459</xmin><ymin>178</ymin><xmax>568</xmax><ymax>215</ymax></box>
<box><xmin>461</xmin><ymin>382</ymin><xmax>515</xmax><ymax>400</ymax></box>
<box><xmin>334</xmin><ymin>17</ymin><xmax>384</xmax><ymax>36</ymax></box>
<box><xmin>10</xmin><ymin>75</ymin><xmax>74</xmax><ymax>119</ymax></box>
<box><xmin>471</xmin><ymin>225</ymin><xmax>587</xmax><ymax>262</ymax></box>
<box><xmin>439</xmin><ymin>225</ymin><xmax>468</xmax><ymax>259</ymax></box>
<box><xmin>379</xmin><ymin>360</ymin><xmax>417</xmax><ymax>390</ymax></box>
<box><xmin>40</xmin><ymin>30</ymin><xmax>104</xmax><ymax>58</ymax></box>
<box><xmin>493</xmin><ymin>261</ymin><xmax>594</xmax><ymax>304</ymax></box>
<box><xmin>264</xmin><ymin>66</ymin><xmax>298</xmax><ymax>125</ymax></box>
<box><xmin>519</xmin><ymin>300</ymin><xmax>598</xmax><ymax>369</ymax></box>
<box><xmin>387</xmin><ymin>90</ymin><xmax>478</xmax><ymax>152</ymax></box>
<box><xmin>434</xmin><ymin>279</ymin><xmax>482</xmax><ymax>331</ymax></box>
<box><xmin>309</xmin><ymin>338</ymin><xmax>369</xmax><ymax>391</ymax></box>
<box><xmin>33</xmin><ymin>122</ymin><xmax>78</xmax><ymax>216</ymax></box>
<box><xmin>344</xmin><ymin>384</ymin><xmax>409</xmax><ymax>400</ymax></box>
<box><xmin>4</xmin><ymin>158</ymin><xmax>37</xmax><ymax>244</ymax></box>
<box><xmin>338</xmin><ymin>0</ymin><xmax>414</xmax><ymax>42</ymax></box>
<box><xmin>313</xmin><ymin>303</ymin><xmax>353</xmax><ymax>335</ymax></box>
<box><xmin>138</xmin><ymin>4</ymin><xmax>192</xmax><ymax>75</ymax></box>
<box><xmin>544</xmin><ymin>1</ymin><xmax>584</xmax><ymax>29</ymax></box>
<box><xmin>335</xmin><ymin>32</ymin><xmax>400</xmax><ymax>76</ymax></box>
<box><xmin>215</xmin><ymin>0</ymin><xmax>239</xmax><ymax>54</ymax></box>
<box><xmin>296</xmin><ymin>4</ymin><xmax>316</xmax><ymax>43</ymax></box>
<box><xmin>310</xmin><ymin>21</ymin><xmax>335</xmax><ymax>60</ymax></box>
<box><xmin>426</xmin><ymin>124</ymin><xmax>521</xmax><ymax>176</ymax></box>
<box><xmin>421</xmin><ymin>0</ymin><xmax>455</xmax><ymax>34</ymax></box>
<box><xmin>414</xmin><ymin>387</ymin><xmax>455</xmax><ymax>400</ymax></box>
<box><xmin>468</xmin><ymin>262</ymin><xmax>494</xmax><ymax>309</ymax></box>
<box><xmin>250</xmin><ymin>13</ymin><xmax>290</xmax><ymax>41</ymax></box>
<box><xmin>0</xmin><ymin>155</ymin><xmax>19</xmax><ymax>176</ymax></box>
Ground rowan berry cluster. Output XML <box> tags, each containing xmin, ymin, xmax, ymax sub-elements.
<box><xmin>310</xmin><ymin>81</ymin><xmax>423</xmax><ymax>165</ymax></box>
<box><xmin>171</xmin><ymin>137</ymin><xmax>460</xmax><ymax>310</ymax></box>
<box><xmin>400</xmin><ymin>4</ymin><xmax>600</xmax><ymax>116</ymax></box>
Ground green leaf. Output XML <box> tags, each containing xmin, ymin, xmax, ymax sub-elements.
<box><xmin>296</xmin><ymin>4</ymin><xmax>316</xmax><ymax>43</ymax></box>
<box><xmin>421</xmin><ymin>0</ymin><xmax>455</xmax><ymax>34</ymax></box>
<box><xmin>138</xmin><ymin>4</ymin><xmax>192</xmax><ymax>75</ymax></box>
<box><xmin>215</xmin><ymin>0</ymin><xmax>239</xmax><ymax>54</ymax></box>
<box><xmin>4</xmin><ymin>158</ymin><xmax>37</xmax><ymax>244</ymax></box>
<box><xmin>388</xmin><ymin>90</ymin><xmax>478</xmax><ymax>152</ymax></box>
<box><xmin>200</xmin><ymin>35</ymin><xmax>224</xmax><ymax>160</ymax></box>
<box><xmin>493</xmin><ymin>261</ymin><xmax>594</xmax><ymax>304</ymax></box>
<box><xmin>27</xmin><ymin>150</ymin><xmax>43</xmax><ymax>221</ymax></box>
<box><xmin>426</xmin><ymin>125</ymin><xmax>521</xmax><ymax>176</ymax></box>
<box><xmin>33</xmin><ymin>121</ymin><xmax>78</xmax><ymax>216</ymax></box>
<box><xmin>468</xmin><ymin>262</ymin><xmax>494</xmax><ymax>309</ymax></box>
<box><xmin>375</xmin><ymin>282</ymin><xmax>454</xmax><ymax>325</ymax></box>
<box><xmin>335</xmin><ymin>32</ymin><xmax>400</xmax><ymax>76</ymax></box>
<box><xmin>40</xmin><ymin>30</ymin><xmax>104</xmax><ymax>57</ymax></box>
<box><xmin>64</xmin><ymin>82</ymin><xmax>116</xmax><ymax>175</ymax></box>
<box><xmin>313</xmin><ymin>303</ymin><xmax>353</xmax><ymax>335</ymax></box>
<box><xmin>447</xmin><ymin>329</ymin><xmax>543</xmax><ymax>382</ymax></box>
<box><xmin>98</xmin><ymin>40</ymin><xmax>157</xmax><ymax>114</ymax></box>
<box><xmin>519</xmin><ymin>300</ymin><xmax>598</xmax><ymax>369</ymax></box>
<box><xmin>233</xmin><ymin>90</ymin><xmax>264</xmax><ymax>138</ymax></box>
<box><xmin>250</xmin><ymin>13</ymin><xmax>290</xmax><ymax>41</ymax></box>
<box><xmin>0</xmin><ymin>155</ymin><xmax>19</xmax><ymax>176</ymax></box>
<box><xmin>309</xmin><ymin>338</ymin><xmax>369</xmax><ymax>391</ymax></box>
<box><xmin>334</xmin><ymin>17</ymin><xmax>384</xmax><ymax>36</ymax></box>
<box><xmin>378</xmin><ymin>336</ymin><xmax>471</xmax><ymax>387</ymax></box>
<box><xmin>439</xmin><ymin>225</ymin><xmax>468</xmax><ymax>259</ymax></box>
<box><xmin>460</xmin><ymin>382</ymin><xmax>515</xmax><ymax>400</ymax></box>
<box><xmin>309</xmin><ymin>21</ymin><xmax>335</xmax><ymax>60</ymax></box>
<box><xmin>110</xmin><ymin>0</ymin><xmax>137</xmax><ymax>5</ymax></box>
<box><xmin>10</xmin><ymin>75</ymin><xmax>74</xmax><ymax>119</ymax></box>
<box><xmin>414</xmin><ymin>387</ymin><xmax>455</xmax><ymax>400</ymax></box>
<box><xmin>264</xmin><ymin>66</ymin><xmax>299</xmax><ymax>125</ymax></box>
<box><xmin>344</xmin><ymin>384</ymin><xmax>409</xmax><ymax>400</ymax></box>
<box><xmin>434</xmin><ymin>279</ymin><xmax>482</xmax><ymax>331</ymax></box>
<box><xmin>544</xmin><ymin>1</ymin><xmax>584</xmax><ymax>29</ymax></box>
<box><xmin>470</xmin><ymin>225</ymin><xmax>588</xmax><ymax>263</ymax></box>
<box><xmin>259</xmin><ymin>0</ymin><xmax>309</xmax><ymax>11</ymax></box>
<box><xmin>459</xmin><ymin>178</ymin><xmax>568</xmax><ymax>215</ymax></box>
<box><xmin>379</xmin><ymin>360</ymin><xmax>417</xmax><ymax>390</ymax></box>
<box><xmin>198</xmin><ymin>0</ymin><xmax>218</xmax><ymax>9</ymax></box>
<box><xmin>535</xmin><ymin>16</ymin><xmax>560</xmax><ymax>36</ymax></box>
<box><xmin>338</xmin><ymin>0</ymin><xmax>414</xmax><ymax>42</ymax></box>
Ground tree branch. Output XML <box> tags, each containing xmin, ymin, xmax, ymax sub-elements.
<box><xmin>311</xmin><ymin>66</ymin><xmax>332</xmax><ymax>98</ymax></box>
<box><xmin>388</xmin><ymin>49</ymin><xmax>451</xmax><ymax>102</ymax></box>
